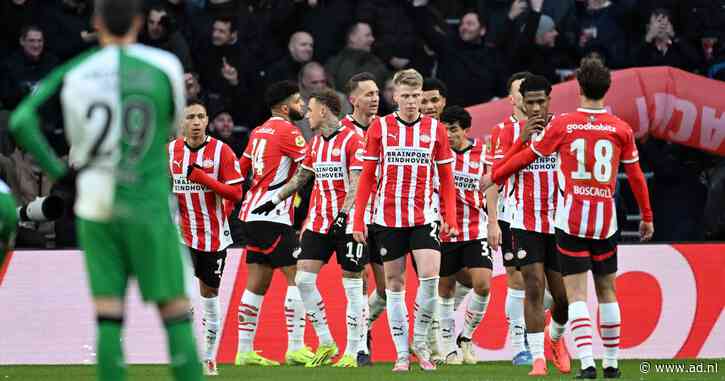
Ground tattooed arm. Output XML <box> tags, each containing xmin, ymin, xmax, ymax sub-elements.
<box><xmin>274</xmin><ymin>166</ymin><xmax>314</xmax><ymax>204</ymax></box>
<box><xmin>341</xmin><ymin>169</ymin><xmax>361</xmax><ymax>213</ymax></box>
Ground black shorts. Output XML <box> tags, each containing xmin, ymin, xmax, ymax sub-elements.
<box><xmin>188</xmin><ymin>247</ymin><xmax>227</xmax><ymax>289</ymax></box>
<box><xmin>556</xmin><ymin>229</ymin><xmax>618</xmax><ymax>276</ymax></box>
<box><xmin>499</xmin><ymin>220</ymin><xmax>516</xmax><ymax>267</ymax></box>
<box><xmin>372</xmin><ymin>223</ymin><xmax>440</xmax><ymax>262</ymax></box>
<box><xmin>366</xmin><ymin>224</ymin><xmax>383</xmax><ymax>265</ymax></box>
<box><xmin>440</xmin><ymin>239</ymin><xmax>493</xmax><ymax>277</ymax></box>
<box><xmin>299</xmin><ymin>230</ymin><xmax>368</xmax><ymax>272</ymax></box>
<box><xmin>242</xmin><ymin>221</ymin><xmax>299</xmax><ymax>268</ymax></box>
<box><xmin>511</xmin><ymin>228</ymin><xmax>560</xmax><ymax>272</ymax></box>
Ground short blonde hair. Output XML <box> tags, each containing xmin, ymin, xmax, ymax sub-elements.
<box><xmin>393</xmin><ymin>69</ymin><xmax>423</xmax><ymax>88</ymax></box>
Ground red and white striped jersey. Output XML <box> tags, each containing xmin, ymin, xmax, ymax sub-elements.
<box><xmin>239</xmin><ymin>117</ymin><xmax>308</xmax><ymax>225</ymax></box>
<box><xmin>442</xmin><ymin>139</ymin><xmax>489</xmax><ymax>243</ymax></box>
<box><xmin>340</xmin><ymin>114</ymin><xmax>377</xmax><ymax>226</ymax></box>
<box><xmin>496</xmin><ymin>115</ymin><xmax>558</xmax><ymax>234</ymax></box>
<box><xmin>168</xmin><ymin>136</ymin><xmax>243</xmax><ymax>252</ymax></box>
<box><xmin>487</xmin><ymin>116</ymin><xmax>521</xmax><ymax>223</ymax></box>
<box><xmin>362</xmin><ymin>113</ymin><xmax>453</xmax><ymax>228</ymax></box>
<box><xmin>302</xmin><ymin>124</ymin><xmax>363</xmax><ymax>234</ymax></box>
<box><xmin>532</xmin><ymin>108</ymin><xmax>639</xmax><ymax>239</ymax></box>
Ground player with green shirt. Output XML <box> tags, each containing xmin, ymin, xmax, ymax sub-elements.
<box><xmin>8</xmin><ymin>1</ymin><xmax>202</xmax><ymax>380</ymax></box>
<box><xmin>0</xmin><ymin>180</ymin><xmax>18</xmax><ymax>273</ymax></box>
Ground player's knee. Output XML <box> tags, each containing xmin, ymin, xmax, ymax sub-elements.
<box><xmin>438</xmin><ymin>276</ymin><xmax>456</xmax><ymax>298</ymax></box>
<box><xmin>295</xmin><ymin>270</ymin><xmax>316</xmax><ymax>292</ymax></box>
<box><xmin>506</xmin><ymin>268</ymin><xmax>525</xmax><ymax>289</ymax></box>
<box><xmin>94</xmin><ymin>297</ymin><xmax>124</xmax><ymax>318</ymax></box>
<box><xmin>385</xmin><ymin>276</ymin><xmax>405</xmax><ymax>292</ymax></box>
<box><xmin>158</xmin><ymin>297</ymin><xmax>191</xmax><ymax>319</ymax></box>
<box><xmin>199</xmin><ymin>282</ymin><xmax>218</xmax><ymax>298</ymax></box>
<box><xmin>594</xmin><ymin>275</ymin><xmax>617</xmax><ymax>302</ymax></box>
<box><xmin>342</xmin><ymin>270</ymin><xmax>362</xmax><ymax>279</ymax></box>
<box><xmin>472</xmin><ymin>280</ymin><xmax>491</xmax><ymax>298</ymax></box>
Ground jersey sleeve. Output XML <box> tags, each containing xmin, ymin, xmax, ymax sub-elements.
<box><xmin>347</xmin><ymin>133</ymin><xmax>364</xmax><ymax>171</ymax></box>
<box><xmin>433</xmin><ymin>122</ymin><xmax>454</xmax><ymax>164</ymax></box>
<box><xmin>485</xmin><ymin>124</ymin><xmax>501</xmax><ymax>164</ymax></box>
<box><xmin>620</xmin><ymin>125</ymin><xmax>639</xmax><ymax>164</ymax></box>
<box><xmin>220</xmin><ymin>143</ymin><xmax>244</xmax><ymax>185</ymax></box>
<box><xmin>362</xmin><ymin>118</ymin><xmax>382</xmax><ymax>161</ymax></box>
<box><xmin>531</xmin><ymin>119</ymin><xmax>566</xmax><ymax>157</ymax></box>
<box><xmin>280</xmin><ymin>126</ymin><xmax>308</xmax><ymax>162</ymax></box>
<box><xmin>301</xmin><ymin>137</ymin><xmax>316</xmax><ymax>171</ymax></box>
<box><xmin>493</xmin><ymin>124</ymin><xmax>513</xmax><ymax>162</ymax></box>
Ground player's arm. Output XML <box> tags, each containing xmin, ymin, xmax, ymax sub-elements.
<box><xmin>187</xmin><ymin>145</ymin><xmax>244</xmax><ymax>202</ymax></box>
<box><xmin>353</xmin><ymin>120</ymin><xmax>382</xmax><ymax>242</ymax></box>
<box><xmin>484</xmin><ymin>168</ymin><xmax>502</xmax><ymax>250</ymax></box>
<box><xmin>329</xmin><ymin>169</ymin><xmax>361</xmax><ymax>237</ymax></box>
<box><xmin>0</xmin><ymin>182</ymin><xmax>18</xmax><ymax>268</ymax></box>
<box><xmin>621</xmin><ymin>131</ymin><xmax>654</xmax><ymax>241</ymax></box>
<box><xmin>251</xmin><ymin>166</ymin><xmax>314</xmax><ymax>215</ymax></box>
<box><xmin>437</xmin><ymin>161</ymin><xmax>458</xmax><ymax>237</ymax></box>
<box><xmin>8</xmin><ymin>67</ymin><xmax>68</xmax><ymax>180</ymax></box>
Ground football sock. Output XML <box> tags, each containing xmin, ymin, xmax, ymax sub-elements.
<box><xmin>358</xmin><ymin>294</ymin><xmax>370</xmax><ymax>354</ymax></box>
<box><xmin>201</xmin><ymin>295</ymin><xmax>220</xmax><ymax>361</ymax></box>
<box><xmin>285</xmin><ymin>285</ymin><xmax>307</xmax><ymax>351</ymax></box>
<box><xmin>413</xmin><ymin>276</ymin><xmax>438</xmax><ymax>347</ymax></box>
<box><xmin>570</xmin><ymin>301</ymin><xmax>595</xmax><ymax>369</ymax></box>
<box><xmin>439</xmin><ymin>297</ymin><xmax>456</xmax><ymax>354</ymax></box>
<box><xmin>528</xmin><ymin>331</ymin><xmax>545</xmax><ymax>361</ymax></box>
<box><xmin>295</xmin><ymin>271</ymin><xmax>333</xmax><ymax>345</ymax></box>
<box><xmin>453</xmin><ymin>281</ymin><xmax>472</xmax><ymax>310</ymax></box>
<box><xmin>386</xmin><ymin>289</ymin><xmax>409</xmax><ymax>358</ymax></box>
<box><xmin>462</xmin><ymin>292</ymin><xmax>489</xmax><ymax>339</ymax></box>
<box><xmin>549</xmin><ymin>317</ymin><xmax>566</xmax><ymax>342</ymax></box>
<box><xmin>506</xmin><ymin>287</ymin><xmax>527</xmax><ymax>353</ymax></box>
<box><xmin>164</xmin><ymin>313</ymin><xmax>203</xmax><ymax>381</ymax></box>
<box><xmin>237</xmin><ymin>290</ymin><xmax>263</xmax><ymax>353</ymax></box>
<box><xmin>97</xmin><ymin>316</ymin><xmax>125</xmax><ymax>381</ymax></box>
<box><xmin>543</xmin><ymin>288</ymin><xmax>554</xmax><ymax>311</ymax></box>
<box><xmin>600</xmin><ymin>302</ymin><xmax>621</xmax><ymax>369</ymax></box>
<box><xmin>368</xmin><ymin>289</ymin><xmax>386</xmax><ymax>327</ymax></box>
<box><xmin>342</xmin><ymin>277</ymin><xmax>364</xmax><ymax>355</ymax></box>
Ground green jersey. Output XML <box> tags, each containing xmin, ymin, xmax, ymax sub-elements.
<box><xmin>0</xmin><ymin>180</ymin><xmax>17</xmax><ymax>263</ymax></box>
<box><xmin>9</xmin><ymin>44</ymin><xmax>185</xmax><ymax>222</ymax></box>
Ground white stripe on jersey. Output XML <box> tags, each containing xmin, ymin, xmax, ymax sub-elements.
<box><xmin>533</xmin><ymin>172</ymin><xmax>542</xmax><ymax>232</ymax></box>
<box><xmin>593</xmin><ymin>201</ymin><xmax>604</xmax><ymax>238</ymax></box>
<box><xmin>579</xmin><ymin>200</ymin><xmax>590</xmax><ymax>237</ymax></box>
<box><xmin>182</xmin><ymin>147</ymin><xmax>198</xmax><ymax>249</ymax></box>
<box><xmin>407</xmin><ymin>123</ymin><xmax>418</xmax><ymax>227</ymax></box>
<box><xmin>168</xmin><ymin>142</ymin><xmax>178</xmax><ymax>226</ymax></box>
<box><xmin>211</xmin><ymin>142</ymin><xmax>225</xmax><ymax>251</ymax></box>
<box><xmin>194</xmin><ymin>145</ymin><xmax>212</xmax><ymax>252</ymax></box>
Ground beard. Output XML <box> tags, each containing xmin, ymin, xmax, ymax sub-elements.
<box><xmin>288</xmin><ymin>108</ymin><xmax>305</xmax><ymax>122</ymax></box>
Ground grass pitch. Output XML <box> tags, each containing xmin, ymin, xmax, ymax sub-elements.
<box><xmin>1</xmin><ymin>360</ymin><xmax>723</xmax><ymax>381</ymax></box>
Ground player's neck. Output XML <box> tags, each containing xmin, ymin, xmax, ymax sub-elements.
<box><xmin>320</xmin><ymin>118</ymin><xmax>340</xmax><ymax>138</ymax></box>
<box><xmin>99</xmin><ymin>33</ymin><xmax>137</xmax><ymax>47</ymax></box>
<box><xmin>397</xmin><ymin>110</ymin><xmax>420</xmax><ymax>124</ymax></box>
<box><xmin>271</xmin><ymin>111</ymin><xmax>291</xmax><ymax>122</ymax></box>
<box><xmin>186</xmin><ymin>134</ymin><xmax>207</xmax><ymax>149</ymax></box>
<box><xmin>580</xmin><ymin>98</ymin><xmax>605</xmax><ymax>110</ymax></box>
<box><xmin>351</xmin><ymin>110</ymin><xmax>374</xmax><ymax>127</ymax></box>
<box><xmin>453</xmin><ymin>138</ymin><xmax>471</xmax><ymax>152</ymax></box>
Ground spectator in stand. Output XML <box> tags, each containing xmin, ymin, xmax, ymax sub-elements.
<box><xmin>145</xmin><ymin>0</ymin><xmax>194</xmax><ymax>40</ymax></box>
<box><xmin>209</xmin><ymin>108</ymin><xmax>249</xmax><ymax>157</ymax></box>
<box><xmin>192</xmin><ymin>15</ymin><xmax>254</xmax><ymax>127</ymax></box>
<box><xmin>139</xmin><ymin>5</ymin><xmax>193</xmax><ymax>70</ymax></box>
<box><xmin>409</xmin><ymin>1</ymin><xmax>506</xmax><ymax>107</ymax></box>
<box><xmin>0</xmin><ymin>0</ymin><xmax>41</xmax><ymax>58</ymax></box>
<box><xmin>635</xmin><ymin>8</ymin><xmax>700</xmax><ymax>72</ymax></box>
<box><xmin>294</xmin><ymin>0</ymin><xmax>357</xmax><ymax>64</ymax></box>
<box><xmin>325</xmin><ymin>22</ymin><xmax>390</xmax><ymax>94</ymax></box>
<box><xmin>1</xmin><ymin>25</ymin><xmax>59</xmax><ymax>109</ymax></box>
<box><xmin>356</xmin><ymin>0</ymin><xmax>434</xmax><ymax>76</ymax></box>
<box><xmin>379</xmin><ymin>73</ymin><xmax>397</xmax><ymax>115</ymax></box>
<box><xmin>574</xmin><ymin>0</ymin><xmax>633</xmax><ymax>69</ymax></box>
<box><xmin>296</xmin><ymin>62</ymin><xmax>352</xmax><ymax>140</ymax></box>
<box><xmin>42</xmin><ymin>0</ymin><xmax>96</xmax><ymax>61</ymax></box>
<box><xmin>266</xmin><ymin>31</ymin><xmax>315</xmax><ymax>88</ymax></box>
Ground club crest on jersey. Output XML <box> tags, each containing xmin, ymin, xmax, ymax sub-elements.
<box><xmin>332</xmin><ymin>148</ymin><xmax>341</xmax><ymax>157</ymax></box>
<box><xmin>202</xmin><ymin>159</ymin><xmax>214</xmax><ymax>169</ymax></box>
<box><xmin>295</xmin><ymin>135</ymin><xmax>306</xmax><ymax>147</ymax></box>
<box><xmin>420</xmin><ymin>134</ymin><xmax>431</xmax><ymax>143</ymax></box>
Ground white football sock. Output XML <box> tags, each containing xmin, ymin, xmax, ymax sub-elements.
<box><xmin>439</xmin><ymin>297</ymin><xmax>456</xmax><ymax>354</ymax></box>
<box><xmin>386</xmin><ymin>289</ymin><xmax>409</xmax><ymax>358</ymax></box>
<box><xmin>285</xmin><ymin>285</ymin><xmax>307</xmax><ymax>351</ymax></box>
<box><xmin>569</xmin><ymin>301</ymin><xmax>595</xmax><ymax>369</ymax></box>
<box><xmin>342</xmin><ymin>277</ymin><xmax>364</xmax><ymax>355</ymax></box>
<box><xmin>543</xmin><ymin>287</ymin><xmax>554</xmax><ymax>311</ymax></box>
<box><xmin>453</xmin><ymin>281</ymin><xmax>472</xmax><ymax>311</ymax></box>
<box><xmin>506</xmin><ymin>287</ymin><xmax>526</xmax><ymax>353</ymax></box>
<box><xmin>237</xmin><ymin>290</ymin><xmax>263</xmax><ymax>353</ymax></box>
<box><xmin>358</xmin><ymin>292</ymin><xmax>370</xmax><ymax>354</ymax></box>
<box><xmin>368</xmin><ymin>289</ymin><xmax>386</xmax><ymax>327</ymax></box>
<box><xmin>599</xmin><ymin>302</ymin><xmax>621</xmax><ymax>369</ymax></box>
<box><xmin>201</xmin><ymin>295</ymin><xmax>220</xmax><ymax>361</ymax></box>
<box><xmin>462</xmin><ymin>292</ymin><xmax>489</xmax><ymax>339</ymax></box>
<box><xmin>295</xmin><ymin>271</ymin><xmax>333</xmax><ymax>345</ymax></box>
<box><xmin>413</xmin><ymin>277</ymin><xmax>439</xmax><ymax>347</ymax></box>
<box><xmin>528</xmin><ymin>331</ymin><xmax>545</xmax><ymax>361</ymax></box>
<box><xmin>549</xmin><ymin>318</ymin><xmax>566</xmax><ymax>342</ymax></box>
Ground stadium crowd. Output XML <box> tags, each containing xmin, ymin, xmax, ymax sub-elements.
<box><xmin>1</xmin><ymin>0</ymin><xmax>725</xmax><ymax>248</ymax></box>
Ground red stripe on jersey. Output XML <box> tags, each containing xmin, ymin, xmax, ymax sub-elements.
<box><xmin>443</xmin><ymin>139</ymin><xmax>489</xmax><ymax>242</ymax></box>
<box><xmin>341</xmin><ymin>115</ymin><xmax>377</xmax><ymax>226</ymax></box>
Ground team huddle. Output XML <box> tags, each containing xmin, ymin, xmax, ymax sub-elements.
<box><xmin>5</xmin><ymin>1</ymin><xmax>654</xmax><ymax>380</ymax></box>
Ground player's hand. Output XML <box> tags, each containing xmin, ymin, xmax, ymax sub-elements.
<box><xmin>353</xmin><ymin>230</ymin><xmax>367</xmax><ymax>244</ymax></box>
<box><xmin>508</xmin><ymin>0</ymin><xmax>527</xmax><ymax>20</ymax></box>
<box><xmin>487</xmin><ymin>221</ymin><xmax>502</xmax><ymax>251</ymax></box>
<box><xmin>186</xmin><ymin>163</ymin><xmax>204</xmax><ymax>181</ymax></box>
<box><xmin>521</xmin><ymin>116</ymin><xmax>545</xmax><ymax>142</ymax></box>
<box><xmin>639</xmin><ymin>221</ymin><xmax>654</xmax><ymax>242</ymax></box>
<box><xmin>441</xmin><ymin>221</ymin><xmax>458</xmax><ymax>239</ymax></box>
<box><xmin>480</xmin><ymin>174</ymin><xmax>494</xmax><ymax>192</ymax></box>
<box><xmin>329</xmin><ymin>211</ymin><xmax>348</xmax><ymax>237</ymax></box>
<box><xmin>252</xmin><ymin>201</ymin><xmax>277</xmax><ymax>215</ymax></box>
